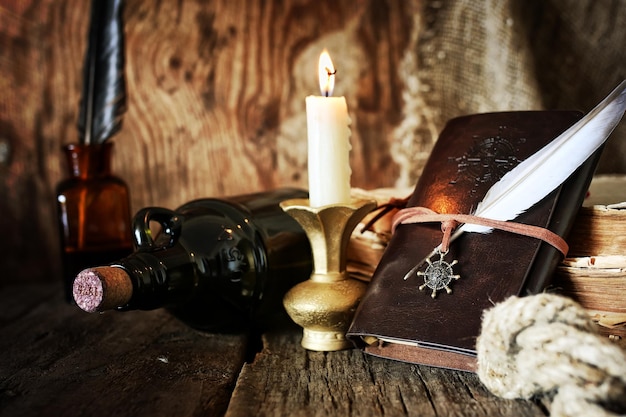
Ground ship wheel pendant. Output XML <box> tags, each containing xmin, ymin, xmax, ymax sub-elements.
<box><xmin>416</xmin><ymin>249</ymin><xmax>460</xmax><ymax>298</ymax></box>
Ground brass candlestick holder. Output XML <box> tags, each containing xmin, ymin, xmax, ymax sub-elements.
<box><xmin>280</xmin><ymin>198</ymin><xmax>377</xmax><ymax>351</ymax></box>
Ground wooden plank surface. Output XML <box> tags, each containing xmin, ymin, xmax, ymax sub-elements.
<box><xmin>0</xmin><ymin>284</ymin><xmax>248</xmax><ymax>417</ymax></box>
<box><xmin>0</xmin><ymin>283</ymin><xmax>549</xmax><ymax>417</ymax></box>
<box><xmin>225</xmin><ymin>325</ymin><xmax>546</xmax><ymax>417</ymax></box>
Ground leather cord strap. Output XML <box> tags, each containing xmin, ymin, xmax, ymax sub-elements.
<box><xmin>392</xmin><ymin>207</ymin><xmax>569</xmax><ymax>256</ymax></box>
<box><xmin>359</xmin><ymin>195</ymin><xmax>411</xmax><ymax>233</ymax></box>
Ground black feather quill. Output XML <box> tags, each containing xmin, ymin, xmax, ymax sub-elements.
<box><xmin>78</xmin><ymin>0</ymin><xmax>127</xmax><ymax>145</ymax></box>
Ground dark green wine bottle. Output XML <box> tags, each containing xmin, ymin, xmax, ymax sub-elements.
<box><xmin>72</xmin><ymin>188</ymin><xmax>312</xmax><ymax>331</ymax></box>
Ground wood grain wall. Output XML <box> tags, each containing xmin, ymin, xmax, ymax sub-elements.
<box><xmin>1</xmin><ymin>0</ymin><xmax>625</xmax><ymax>285</ymax></box>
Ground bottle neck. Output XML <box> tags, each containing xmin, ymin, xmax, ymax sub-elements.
<box><xmin>63</xmin><ymin>142</ymin><xmax>113</xmax><ymax>179</ymax></box>
<box><xmin>113</xmin><ymin>246</ymin><xmax>200</xmax><ymax>311</ymax></box>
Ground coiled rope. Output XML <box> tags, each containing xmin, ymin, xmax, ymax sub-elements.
<box><xmin>476</xmin><ymin>293</ymin><xmax>626</xmax><ymax>417</ymax></box>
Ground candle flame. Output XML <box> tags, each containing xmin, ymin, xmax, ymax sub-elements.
<box><xmin>318</xmin><ymin>49</ymin><xmax>335</xmax><ymax>97</ymax></box>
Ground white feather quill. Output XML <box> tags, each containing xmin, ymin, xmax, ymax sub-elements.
<box><xmin>408</xmin><ymin>80</ymin><xmax>626</xmax><ymax>274</ymax></box>
<box><xmin>461</xmin><ymin>79</ymin><xmax>626</xmax><ymax>235</ymax></box>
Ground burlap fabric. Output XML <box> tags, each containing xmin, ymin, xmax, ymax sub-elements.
<box><xmin>392</xmin><ymin>0</ymin><xmax>626</xmax><ymax>187</ymax></box>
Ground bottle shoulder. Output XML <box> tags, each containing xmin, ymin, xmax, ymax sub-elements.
<box><xmin>178</xmin><ymin>188</ymin><xmax>307</xmax><ymax>211</ymax></box>
<box><xmin>176</xmin><ymin>188</ymin><xmax>307</xmax><ymax>232</ymax></box>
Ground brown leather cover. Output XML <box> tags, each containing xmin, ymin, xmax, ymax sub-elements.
<box><xmin>347</xmin><ymin>111</ymin><xmax>602</xmax><ymax>372</ymax></box>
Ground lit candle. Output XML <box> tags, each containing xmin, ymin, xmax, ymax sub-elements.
<box><xmin>306</xmin><ymin>49</ymin><xmax>352</xmax><ymax>207</ymax></box>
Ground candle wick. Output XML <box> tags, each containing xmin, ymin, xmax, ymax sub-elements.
<box><xmin>324</xmin><ymin>67</ymin><xmax>336</xmax><ymax>97</ymax></box>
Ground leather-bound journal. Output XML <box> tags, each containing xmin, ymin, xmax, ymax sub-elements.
<box><xmin>347</xmin><ymin>111</ymin><xmax>602</xmax><ymax>372</ymax></box>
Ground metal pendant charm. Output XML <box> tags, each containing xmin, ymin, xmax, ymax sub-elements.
<box><xmin>416</xmin><ymin>250</ymin><xmax>460</xmax><ymax>298</ymax></box>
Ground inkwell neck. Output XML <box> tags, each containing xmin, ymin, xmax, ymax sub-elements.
<box><xmin>64</xmin><ymin>142</ymin><xmax>114</xmax><ymax>179</ymax></box>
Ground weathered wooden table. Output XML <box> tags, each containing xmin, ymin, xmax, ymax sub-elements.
<box><xmin>0</xmin><ymin>283</ymin><xmax>548</xmax><ymax>417</ymax></box>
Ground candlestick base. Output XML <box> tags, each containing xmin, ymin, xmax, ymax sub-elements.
<box><xmin>280</xmin><ymin>198</ymin><xmax>377</xmax><ymax>351</ymax></box>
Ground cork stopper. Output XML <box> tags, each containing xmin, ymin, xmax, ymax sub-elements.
<box><xmin>73</xmin><ymin>266</ymin><xmax>133</xmax><ymax>313</ymax></box>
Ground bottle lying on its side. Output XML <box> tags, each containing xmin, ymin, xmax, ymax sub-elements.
<box><xmin>72</xmin><ymin>188</ymin><xmax>313</xmax><ymax>331</ymax></box>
